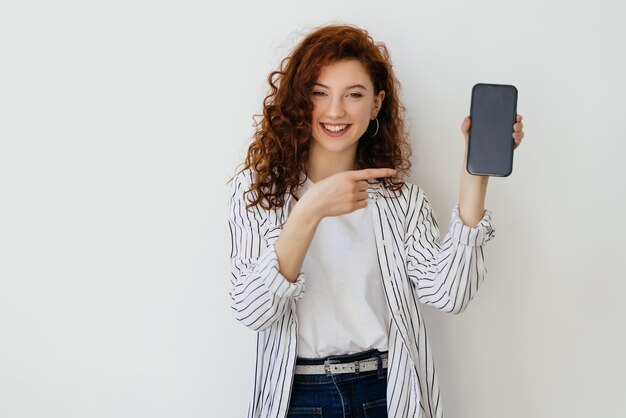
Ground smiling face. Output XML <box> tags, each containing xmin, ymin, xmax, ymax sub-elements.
<box><xmin>309</xmin><ymin>59</ymin><xmax>385</xmax><ymax>170</ymax></box>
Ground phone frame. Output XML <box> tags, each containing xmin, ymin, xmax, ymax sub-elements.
<box><xmin>466</xmin><ymin>82</ymin><xmax>518</xmax><ymax>177</ymax></box>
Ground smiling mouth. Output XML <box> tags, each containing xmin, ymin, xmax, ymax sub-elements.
<box><xmin>321</xmin><ymin>123</ymin><xmax>351</xmax><ymax>133</ymax></box>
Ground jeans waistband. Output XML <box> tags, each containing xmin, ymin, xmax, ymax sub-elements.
<box><xmin>295</xmin><ymin>348</ymin><xmax>387</xmax><ymax>366</ymax></box>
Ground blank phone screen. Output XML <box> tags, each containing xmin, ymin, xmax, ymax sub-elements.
<box><xmin>467</xmin><ymin>83</ymin><xmax>517</xmax><ymax>176</ymax></box>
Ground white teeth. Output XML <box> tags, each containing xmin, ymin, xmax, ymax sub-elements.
<box><xmin>323</xmin><ymin>124</ymin><xmax>349</xmax><ymax>132</ymax></box>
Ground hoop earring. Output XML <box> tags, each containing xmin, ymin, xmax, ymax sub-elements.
<box><xmin>370</xmin><ymin>117</ymin><xmax>379</xmax><ymax>137</ymax></box>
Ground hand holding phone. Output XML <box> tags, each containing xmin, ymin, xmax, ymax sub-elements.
<box><xmin>466</xmin><ymin>83</ymin><xmax>518</xmax><ymax>177</ymax></box>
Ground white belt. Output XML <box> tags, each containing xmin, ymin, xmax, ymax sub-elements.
<box><xmin>294</xmin><ymin>353</ymin><xmax>388</xmax><ymax>375</ymax></box>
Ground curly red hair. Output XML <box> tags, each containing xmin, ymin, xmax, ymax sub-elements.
<box><xmin>231</xmin><ymin>23</ymin><xmax>412</xmax><ymax>210</ymax></box>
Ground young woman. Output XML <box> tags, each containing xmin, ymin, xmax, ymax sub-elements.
<box><xmin>227</xmin><ymin>24</ymin><xmax>524</xmax><ymax>418</ymax></box>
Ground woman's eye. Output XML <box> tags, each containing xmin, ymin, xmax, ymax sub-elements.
<box><xmin>311</xmin><ymin>91</ymin><xmax>362</xmax><ymax>97</ymax></box>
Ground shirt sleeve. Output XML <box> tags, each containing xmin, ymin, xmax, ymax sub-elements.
<box><xmin>227</xmin><ymin>171</ymin><xmax>305</xmax><ymax>331</ymax></box>
<box><xmin>404</xmin><ymin>186</ymin><xmax>495</xmax><ymax>314</ymax></box>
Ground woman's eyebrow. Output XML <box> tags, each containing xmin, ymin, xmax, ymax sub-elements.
<box><xmin>313</xmin><ymin>82</ymin><xmax>368</xmax><ymax>90</ymax></box>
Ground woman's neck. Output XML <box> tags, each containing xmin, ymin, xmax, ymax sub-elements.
<box><xmin>306</xmin><ymin>147</ymin><xmax>359</xmax><ymax>183</ymax></box>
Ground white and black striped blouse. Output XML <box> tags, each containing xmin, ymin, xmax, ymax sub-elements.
<box><xmin>228</xmin><ymin>168</ymin><xmax>495</xmax><ymax>418</ymax></box>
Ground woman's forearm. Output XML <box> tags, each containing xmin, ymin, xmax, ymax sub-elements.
<box><xmin>458</xmin><ymin>149</ymin><xmax>489</xmax><ymax>227</ymax></box>
<box><xmin>274</xmin><ymin>202</ymin><xmax>321</xmax><ymax>283</ymax></box>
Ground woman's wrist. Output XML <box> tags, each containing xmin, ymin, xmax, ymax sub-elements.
<box><xmin>292</xmin><ymin>195</ymin><xmax>324</xmax><ymax>225</ymax></box>
<box><xmin>458</xmin><ymin>152</ymin><xmax>489</xmax><ymax>227</ymax></box>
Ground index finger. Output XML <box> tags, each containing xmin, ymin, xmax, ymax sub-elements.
<box><xmin>349</xmin><ymin>168</ymin><xmax>397</xmax><ymax>180</ymax></box>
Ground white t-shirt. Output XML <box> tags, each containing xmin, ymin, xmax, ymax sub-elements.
<box><xmin>291</xmin><ymin>175</ymin><xmax>390</xmax><ymax>358</ymax></box>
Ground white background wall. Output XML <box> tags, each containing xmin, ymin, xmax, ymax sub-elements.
<box><xmin>1</xmin><ymin>1</ymin><xmax>624</xmax><ymax>417</ymax></box>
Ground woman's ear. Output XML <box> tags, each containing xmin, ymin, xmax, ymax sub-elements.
<box><xmin>376</xmin><ymin>90</ymin><xmax>385</xmax><ymax>110</ymax></box>
<box><xmin>373</xmin><ymin>90</ymin><xmax>385</xmax><ymax>117</ymax></box>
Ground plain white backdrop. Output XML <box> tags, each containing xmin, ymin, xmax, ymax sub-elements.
<box><xmin>1</xmin><ymin>1</ymin><xmax>625</xmax><ymax>417</ymax></box>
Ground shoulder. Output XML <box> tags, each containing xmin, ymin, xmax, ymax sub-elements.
<box><xmin>379</xmin><ymin>179</ymin><xmax>426</xmax><ymax>202</ymax></box>
<box><xmin>230</xmin><ymin>168</ymin><xmax>261</xmax><ymax>201</ymax></box>
<box><xmin>377</xmin><ymin>179</ymin><xmax>431</xmax><ymax>217</ymax></box>
<box><xmin>228</xmin><ymin>168</ymin><xmax>259</xmax><ymax>210</ymax></box>
<box><xmin>405</xmin><ymin>180</ymin><xmax>428</xmax><ymax>203</ymax></box>
<box><xmin>229</xmin><ymin>168</ymin><xmax>290</xmax><ymax>219</ymax></box>
<box><xmin>231</xmin><ymin>168</ymin><xmax>254</xmax><ymax>189</ymax></box>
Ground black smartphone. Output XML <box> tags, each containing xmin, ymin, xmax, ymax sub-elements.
<box><xmin>467</xmin><ymin>83</ymin><xmax>518</xmax><ymax>177</ymax></box>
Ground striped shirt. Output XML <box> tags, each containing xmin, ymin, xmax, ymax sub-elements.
<box><xmin>227</xmin><ymin>168</ymin><xmax>495</xmax><ymax>418</ymax></box>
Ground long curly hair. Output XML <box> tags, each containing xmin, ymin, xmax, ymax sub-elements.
<box><xmin>231</xmin><ymin>23</ymin><xmax>412</xmax><ymax>210</ymax></box>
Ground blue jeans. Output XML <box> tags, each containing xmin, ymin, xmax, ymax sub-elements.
<box><xmin>288</xmin><ymin>348</ymin><xmax>388</xmax><ymax>418</ymax></box>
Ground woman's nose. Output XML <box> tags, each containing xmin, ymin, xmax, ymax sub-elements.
<box><xmin>326</xmin><ymin>96</ymin><xmax>346</xmax><ymax>119</ymax></box>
